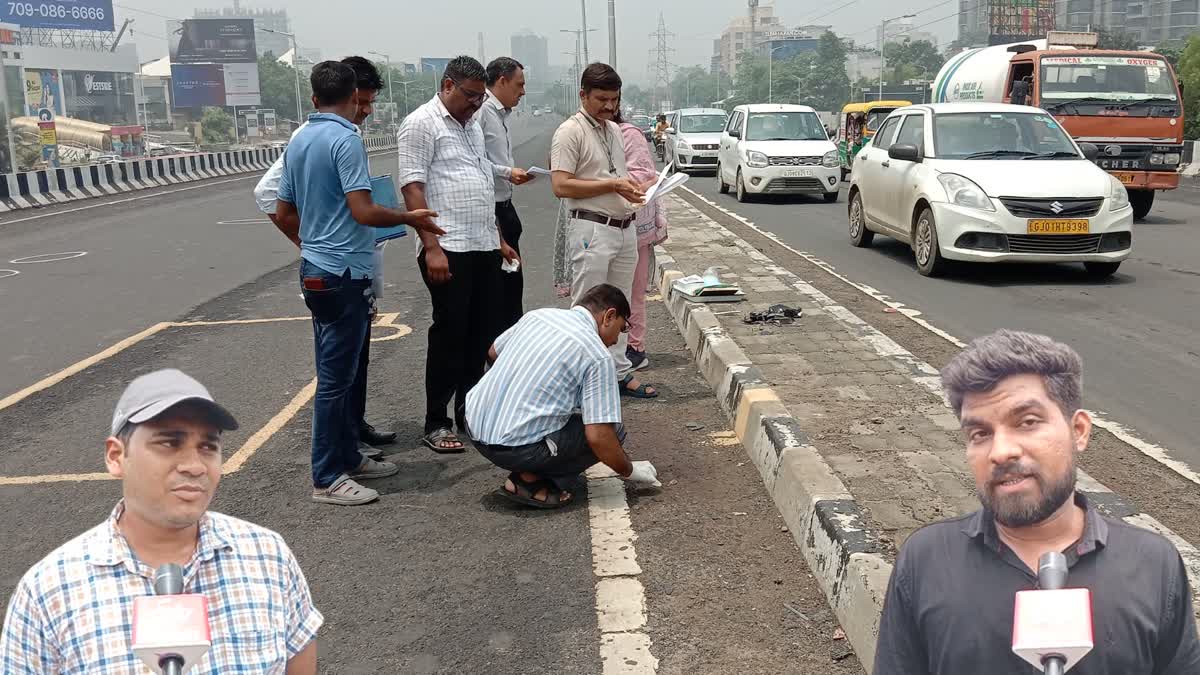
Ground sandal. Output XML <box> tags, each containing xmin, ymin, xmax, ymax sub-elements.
<box><xmin>496</xmin><ymin>472</ymin><xmax>573</xmax><ymax>509</ymax></box>
<box><xmin>423</xmin><ymin>428</ymin><xmax>466</xmax><ymax>454</ymax></box>
<box><xmin>620</xmin><ymin>374</ymin><xmax>658</xmax><ymax>399</ymax></box>
<box><xmin>312</xmin><ymin>475</ymin><xmax>379</xmax><ymax>506</ymax></box>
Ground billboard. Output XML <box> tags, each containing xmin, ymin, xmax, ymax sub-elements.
<box><xmin>170</xmin><ymin>64</ymin><xmax>226</xmax><ymax>108</ymax></box>
<box><xmin>987</xmin><ymin>0</ymin><xmax>1055</xmax><ymax>45</ymax></box>
<box><xmin>0</xmin><ymin>0</ymin><xmax>114</xmax><ymax>32</ymax></box>
<box><xmin>24</xmin><ymin>69</ymin><xmax>62</xmax><ymax>116</ymax></box>
<box><xmin>170</xmin><ymin>19</ymin><xmax>257</xmax><ymax>64</ymax></box>
<box><xmin>221</xmin><ymin>62</ymin><xmax>261</xmax><ymax>106</ymax></box>
<box><xmin>419</xmin><ymin>58</ymin><xmax>452</xmax><ymax>77</ymax></box>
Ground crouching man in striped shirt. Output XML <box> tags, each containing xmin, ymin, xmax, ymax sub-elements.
<box><xmin>464</xmin><ymin>284</ymin><xmax>660</xmax><ymax>508</ymax></box>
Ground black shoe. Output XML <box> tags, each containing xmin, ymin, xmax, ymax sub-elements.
<box><xmin>359</xmin><ymin>422</ymin><xmax>397</xmax><ymax>446</ymax></box>
<box><xmin>626</xmin><ymin>347</ymin><xmax>650</xmax><ymax>372</ymax></box>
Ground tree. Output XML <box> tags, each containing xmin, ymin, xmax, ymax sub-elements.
<box><xmin>670</xmin><ymin>66</ymin><xmax>720</xmax><ymax>109</ymax></box>
<box><xmin>883</xmin><ymin>40</ymin><xmax>943</xmax><ymax>84</ymax></box>
<box><xmin>808</xmin><ymin>31</ymin><xmax>852</xmax><ymax>111</ymax></box>
<box><xmin>200</xmin><ymin>107</ymin><xmax>234</xmax><ymax>145</ymax></box>
<box><xmin>1177</xmin><ymin>35</ymin><xmax>1200</xmax><ymax>139</ymax></box>
<box><xmin>257</xmin><ymin>54</ymin><xmax>313</xmax><ymax>126</ymax></box>
<box><xmin>1097</xmin><ymin>30</ymin><xmax>1140</xmax><ymax>51</ymax></box>
<box><xmin>1156</xmin><ymin>41</ymin><xmax>1184</xmax><ymax>70</ymax></box>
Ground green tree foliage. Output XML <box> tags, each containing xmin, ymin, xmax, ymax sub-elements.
<box><xmin>730</xmin><ymin>31</ymin><xmax>851</xmax><ymax>112</ymax></box>
<box><xmin>1096</xmin><ymin>30</ymin><xmax>1140</xmax><ymax>51</ymax></box>
<box><xmin>257</xmin><ymin>54</ymin><xmax>313</xmax><ymax>125</ymax></box>
<box><xmin>1177</xmin><ymin>35</ymin><xmax>1200</xmax><ymax>139</ymax></box>
<box><xmin>669</xmin><ymin>66</ymin><xmax>722</xmax><ymax>109</ymax></box>
<box><xmin>200</xmin><ymin>107</ymin><xmax>234</xmax><ymax>145</ymax></box>
<box><xmin>883</xmin><ymin>40</ymin><xmax>943</xmax><ymax>83</ymax></box>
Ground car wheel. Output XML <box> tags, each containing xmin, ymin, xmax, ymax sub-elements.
<box><xmin>1084</xmin><ymin>261</ymin><xmax>1121</xmax><ymax>278</ymax></box>
<box><xmin>716</xmin><ymin>163</ymin><xmax>729</xmax><ymax>194</ymax></box>
<box><xmin>1129</xmin><ymin>189</ymin><xmax>1154</xmax><ymax>221</ymax></box>
<box><xmin>913</xmin><ymin>206</ymin><xmax>948</xmax><ymax>277</ymax></box>
<box><xmin>736</xmin><ymin>169</ymin><xmax>751</xmax><ymax>203</ymax></box>
<box><xmin>848</xmin><ymin>192</ymin><xmax>874</xmax><ymax>248</ymax></box>
<box><xmin>824</xmin><ymin>191</ymin><xmax>839</xmax><ymax>204</ymax></box>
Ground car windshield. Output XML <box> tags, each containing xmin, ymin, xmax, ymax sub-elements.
<box><xmin>745</xmin><ymin>112</ymin><xmax>826</xmax><ymax>141</ymax></box>
<box><xmin>679</xmin><ymin>114</ymin><xmax>727</xmax><ymax>133</ymax></box>
<box><xmin>932</xmin><ymin>112</ymin><xmax>1080</xmax><ymax>160</ymax></box>
<box><xmin>632</xmin><ymin>116</ymin><xmax>653</xmax><ymax>130</ymax></box>
<box><xmin>1040</xmin><ymin>55</ymin><xmax>1178</xmax><ymax>105</ymax></box>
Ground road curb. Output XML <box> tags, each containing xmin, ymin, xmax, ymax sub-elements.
<box><xmin>655</xmin><ymin>251</ymin><xmax>892</xmax><ymax>671</ymax></box>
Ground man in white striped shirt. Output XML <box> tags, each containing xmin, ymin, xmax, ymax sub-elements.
<box><xmin>398</xmin><ymin>55</ymin><xmax>530</xmax><ymax>455</ymax></box>
<box><xmin>465</xmin><ymin>284</ymin><xmax>660</xmax><ymax>508</ymax></box>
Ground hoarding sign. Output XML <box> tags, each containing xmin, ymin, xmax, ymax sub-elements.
<box><xmin>987</xmin><ymin>0</ymin><xmax>1055</xmax><ymax>45</ymax></box>
<box><xmin>171</xmin><ymin>18</ymin><xmax>257</xmax><ymax>64</ymax></box>
<box><xmin>24</xmin><ymin>69</ymin><xmax>62</xmax><ymax>116</ymax></box>
<box><xmin>222</xmin><ymin>62</ymin><xmax>260</xmax><ymax>106</ymax></box>
<box><xmin>0</xmin><ymin>0</ymin><xmax>114</xmax><ymax>32</ymax></box>
<box><xmin>170</xmin><ymin>64</ymin><xmax>226</xmax><ymax>108</ymax></box>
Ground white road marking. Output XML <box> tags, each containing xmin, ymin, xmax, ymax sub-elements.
<box><xmin>10</xmin><ymin>251</ymin><xmax>88</xmax><ymax>264</ymax></box>
<box><xmin>681</xmin><ymin>186</ymin><xmax>1200</xmax><ymax>488</ymax></box>
<box><xmin>0</xmin><ymin>269</ymin><xmax>18</xmax><ymax>279</ymax></box>
<box><xmin>585</xmin><ymin>465</ymin><xmax>659</xmax><ymax>674</ymax></box>
<box><xmin>217</xmin><ymin>218</ymin><xmax>273</xmax><ymax>225</ymax></box>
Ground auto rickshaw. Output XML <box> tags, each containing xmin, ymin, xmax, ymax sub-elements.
<box><xmin>837</xmin><ymin>100</ymin><xmax>912</xmax><ymax>179</ymax></box>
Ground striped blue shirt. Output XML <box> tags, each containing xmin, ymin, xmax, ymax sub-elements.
<box><xmin>466</xmin><ymin>306</ymin><xmax>621</xmax><ymax>447</ymax></box>
<box><xmin>0</xmin><ymin>502</ymin><xmax>322</xmax><ymax>674</ymax></box>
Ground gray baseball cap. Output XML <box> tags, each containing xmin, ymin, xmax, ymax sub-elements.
<box><xmin>111</xmin><ymin>369</ymin><xmax>239</xmax><ymax>436</ymax></box>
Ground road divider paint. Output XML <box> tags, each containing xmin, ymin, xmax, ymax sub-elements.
<box><xmin>222</xmin><ymin>378</ymin><xmax>317</xmax><ymax>475</ymax></box>
<box><xmin>10</xmin><ymin>251</ymin><xmax>88</xmax><ymax>264</ymax></box>
<box><xmin>0</xmin><ymin>269</ymin><xmax>17</xmax><ymax>279</ymax></box>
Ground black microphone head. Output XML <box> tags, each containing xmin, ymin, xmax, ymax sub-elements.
<box><xmin>153</xmin><ymin>563</ymin><xmax>184</xmax><ymax>595</ymax></box>
<box><xmin>1037</xmin><ymin>551</ymin><xmax>1069</xmax><ymax>590</ymax></box>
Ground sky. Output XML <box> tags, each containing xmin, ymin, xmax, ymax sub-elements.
<box><xmin>117</xmin><ymin>0</ymin><xmax>960</xmax><ymax>85</ymax></box>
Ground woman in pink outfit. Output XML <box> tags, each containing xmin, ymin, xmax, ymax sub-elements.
<box><xmin>614</xmin><ymin>106</ymin><xmax>668</xmax><ymax>371</ymax></box>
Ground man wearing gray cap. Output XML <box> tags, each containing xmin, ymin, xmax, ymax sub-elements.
<box><xmin>0</xmin><ymin>369</ymin><xmax>323</xmax><ymax>673</ymax></box>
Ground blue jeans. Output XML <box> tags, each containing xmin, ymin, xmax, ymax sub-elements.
<box><xmin>300</xmin><ymin>259</ymin><xmax>374</xmax><ymax>488</ymax></box>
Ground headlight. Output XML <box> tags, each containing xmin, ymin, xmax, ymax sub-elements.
<box><xmin>1150</xmin><ymin>153</ymin><xmax>1164</xmax><ymax>165</ymax></box>
<box><xmin>746</xmin><ymin>151</ymin><xmax>769</xmax><ymax>168</ymax></box>
<box><xmin>1164</xmin><ymin>152</ymin><xmax>1181</xmax><ymax>165</ymax></box>
<box><xmin>822</xmin><ymin>150</ymin><xmax>839</xmax><ymax>168</ymax></box>
<box><xmin>1108</xmin><ymin>174</ymin><xmax>1131</xmax><ymax>212</ymax></box>
<box><xmin>937</xmin><ymin>173</ymin><xmax>994</xmax><ymax>212</ymax></box>
<box><xmin>678</xmin><ymin>140</ymin><xmax>691</xmax><ymax>151</ymax></box>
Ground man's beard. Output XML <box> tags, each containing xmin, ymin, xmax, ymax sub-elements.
<box><xmin>980</xmin><ymin>456</ymin><xmax>1077</xmax><ymax>528</ymax></box>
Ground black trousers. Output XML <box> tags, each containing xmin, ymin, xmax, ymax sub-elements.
<box><xmin>473</xmin><ymin>415</ymin><xmax>627</xmax><ymax>492</ymax></box>
<box><xmin>496</xmin><ymin>200</ymin><xmax>524</xmax><ymax>332</ymax></box>
<box><xmin>419</xmin><ymin>249</ymin><xmax>503</xmax><ymax>434</ymax></box>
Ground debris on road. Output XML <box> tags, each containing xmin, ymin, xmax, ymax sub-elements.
<box><xmin>784</xmin><ymin>603</ymin><xmax>811</xmax><ymax>623</ymax></box>
<box><xmin>744</xmin><ymin>304</ymin><xmax>802</xmax><ymax>325</ymax></box>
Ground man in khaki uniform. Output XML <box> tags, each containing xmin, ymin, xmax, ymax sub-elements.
<box><xmin>550</xmin><ymin>63</ymin><xmax>657</xmax><ymax>399</ymax></box>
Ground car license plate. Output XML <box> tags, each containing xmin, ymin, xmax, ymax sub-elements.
<box><xmin>1027</xmin><ymin>219</ymin><xmax>1090</xmax><ymax>234</ymax></box>
<box><xmin>1114</xmin><ymin>172</ymin><xmax>1136</xmax><ymax>185</ymax></box>
<box><xmin>783</xmin><ymin>168</ymin><xmax>814</xmax><ymax>178</ymax></box>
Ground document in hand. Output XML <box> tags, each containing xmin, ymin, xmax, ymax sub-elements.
<box><xmin>370</xmin><ymin>175</ymin><xmax>408</xmax><ymax>243</ymax></box>
<box><xmin>643</xmin><ymin>162</ymin><xmax>690</xmax><ymax>204</ymax></box>
<box><xmin>528</xmin><ymin>166</ymin><xmax>553</xmax><ymax>176</ymax></box>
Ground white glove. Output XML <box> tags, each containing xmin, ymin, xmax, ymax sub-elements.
<box><xmin>624</xmin><ymin>460</ymin><xmax>661</xmax><ymax>487</ymax></box>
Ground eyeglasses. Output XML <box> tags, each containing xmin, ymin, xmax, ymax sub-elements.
<box><xmin>451</xmin><ymin>78</ymin><xmax>487</xmax><ymax>104</ymax></box>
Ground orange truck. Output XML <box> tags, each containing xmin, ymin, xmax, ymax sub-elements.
<box><xmin>932</xmin><ymin>31</ymin><xmax>1184</xmax><ymax>219</ymax></box>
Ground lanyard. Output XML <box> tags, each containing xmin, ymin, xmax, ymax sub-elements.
<box><xmin>576</xmin><ymin>111</ymin><xmax>617</xmax><ymax>174</ymax></box>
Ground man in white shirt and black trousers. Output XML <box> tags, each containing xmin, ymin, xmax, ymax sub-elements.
<box><xmin>479</xmin><ymin>56</ymin><xmax>528</xmax><ymax>331</ymax></box>
<box><xmin>397</xmin><ymin>55</ymin><xmax>531</xmax><ymax>454</ymax></box>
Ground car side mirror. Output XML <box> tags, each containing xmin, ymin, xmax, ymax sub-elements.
<box><xmin>729</xmin><ymin>129</ymin><xmax>741</xmax><ymax>139</ymax></box>
<box><xmin>888</xmin><ymin>143</ymin><xmax>922</xmax><ymax>163</ymax></box>
<box><xmin>666</xmin><ymin>128</ymin><xmax>677</xmax><ymax>135</ymax></box>
<box><xmin>1079</xmin><ymin>142</ymin><xmax>1100</xmax><ymax>162</ymax></box>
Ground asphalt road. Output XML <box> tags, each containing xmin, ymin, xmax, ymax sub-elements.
<box><xmin>0</xmin><ymin>118</ymin><xmax>861</xmax><ymax>673</ymax></box>
<box><xmin>686</xmin><ymin>172</ymin><xmax>1200</xmax><ymax>477</ymax></box>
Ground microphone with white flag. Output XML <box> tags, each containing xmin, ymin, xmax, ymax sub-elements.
<box><xmin>1012</xmin><ymin>551</ymin><xmax>1094</xmax><ymax>674</ymax></box>
<box><xmin>131</xmin><ymin>564</ymin><xmax>211</xmax><ymax>675</ymax></box>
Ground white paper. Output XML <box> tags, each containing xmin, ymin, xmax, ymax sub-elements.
<box><xmin>528</xmin><ymin>166</ymin><xmax>553</xmax><ymax>176</ymax></box>
<box><xmin>642</xmin><ymin>162</ymin><xmax>673</xmax><ymax>203</ymax></box>
<box><xmin>646</xmin><ymin>172</ymin><xmax>689</xmax><ymax>204</ymax></box>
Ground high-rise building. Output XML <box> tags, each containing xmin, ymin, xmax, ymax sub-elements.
<box><xmin>878</xmin><ymin>18</ymin><xmax>939</xmax><ymax>48</ymax></box>
<box><xmin>713</xmin><ymin>1</ymin><xmax>784</xmax><ymax>75</ymax></box>
<box><xmin>511</xmin><ymin>30</ymin><xmax>550</xmax><ymax>91</ymax></box>
<box><xmin>193</xmin><ymin>5</ymin><xmax>291</xmax><ymax>58</ymax></box>
<box><xmin>1054</xmin><ymin>0</ymin><xmax>1127</xmax><ymax>34</ymax></box>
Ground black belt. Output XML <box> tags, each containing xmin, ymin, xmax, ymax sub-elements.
<box><xmin>570</xmin><ymin>209</ymin><xmax>633</xmax><ymax>229</ymax></box>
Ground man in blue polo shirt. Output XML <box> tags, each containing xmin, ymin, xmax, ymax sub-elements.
<box><xmin>278</xmin><ymin>61</ymin><xmax>444</xmax><ymax>506</ymax></box>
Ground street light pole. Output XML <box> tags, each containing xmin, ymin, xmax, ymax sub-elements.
<box><xmin>398</xmin><ymin>80</ymin><xmax>413</xmax><ymax>118</ymax></box>
<box><xmin>580</xmin><ymin>0</ymin><xmax>590</xmax><ymax>63</ymax></box>
<box><xmin>767</xmin><ymin>45</ymin><xmax>787</xmax><ymax>104</ymax></box>
<box><xmin>369</xmin><ymin>51</ymin><xmax>396</xmax><ymax>126</ymax></box>
<box><xmin>259</xmin><ymin>27</ymin><xmax>303</xmax><ymax>127</ymax></box>
<box><xmin>879</xmin><ymin>14</ymin><xmax>915</xmax><ymax>102</ymax></box>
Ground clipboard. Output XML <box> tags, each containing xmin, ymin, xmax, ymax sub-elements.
<box><xmin>370</xmin><ymin>174</ymin><xmax>408</xmax><ymax>243</ymax></box>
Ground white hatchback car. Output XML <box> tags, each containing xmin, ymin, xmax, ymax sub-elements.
<box><xmin>716</xmin><ymin>103</ymin><xmax>840</xmax><ymax>203</ymax></box>
<box><xmin>847</xmin><ymin>102</ymin><xmax>1133</xmax><ymax>278</ymax></box>
<box><xmin>664</xmin><ymin>107</ymin><xmax>727</xmax><ymax>173</ymax></box>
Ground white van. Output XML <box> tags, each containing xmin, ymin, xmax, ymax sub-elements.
<box><xmin>716</xmin><ymin>104</ymin><xmax>840</xmax><ymax>203</ymax></box>
<box><xmin>664</xmin><ymin>107</ymin><xmax>728</xmax><ymax>173</ymax></box>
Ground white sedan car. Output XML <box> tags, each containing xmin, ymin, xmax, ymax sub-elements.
<box><xmin>847</xmin><ymin>102</ymin><xmax>1133</xmax><ymax>278</ymax></box>
<box><xmin>717</xmin><ymin>103</ymin><xmax>841</xmax><ymax>203</ymax></box>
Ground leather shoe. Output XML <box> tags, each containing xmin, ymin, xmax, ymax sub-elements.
<box><xmin>359</xmin><ymin>422</ymin><xmax>396</xmax><ymax>446</ymax></box>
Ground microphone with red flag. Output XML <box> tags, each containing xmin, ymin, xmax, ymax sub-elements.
<box><xmin>131</xmin><ymin>563</ymin><xmax>211</xmax><ymax>675</ymax></box>
<box><xmin>1012</xmin><ymin>551</ymin><xmax>1094</xmax><ymax>674</ymax></box>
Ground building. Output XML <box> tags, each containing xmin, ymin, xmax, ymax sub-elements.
<box><xmin>959</xmin><ymin>0</ymin><xmax>990</xmax><ymax>44</ymax></box>
<box><xmin>879</xmin><ymin>18</ymin><xmax>939</xmax><ymax>48</ymax></box>
<box><xmin>419</xmin><ymin>57</ymin><xmax>453</xmax><ymax>79</ymax></box>
<box><xmin>1123</xmin><ymin>0</ymin><xmax>1190</xmax><ymax>42</ymax></box>
<box><xmin>511</xmin><ymin>30</ymin><xmax>549</xmax><ymax>90</ymax></box>
<box><xmin>846</xmin><ymin>50</ymin><xmax>883</xmax><ymax>82</ymax></box>
<box><xmin>137</xmin><ymin>56</ymin><xmax>174</xmax><ymax>130</ymax></box>
<box><xmin>753</xmin><ymin>26</ymin><xmax>828</xmax><ymax>62</ymax></box>
<box><xmin>1054</xmin><ymin>0</ymin><xmax>1127</xmax><ymax>33</ymax></box>
<box><xmin>712</xmin><ymin>1</ymin><xmax>784</xmax><ymax>75</ymax></box>
<box><xmin>193</xmin><ymin>5</ymin><xmax>291</xmax><ymax>58</ymax></box>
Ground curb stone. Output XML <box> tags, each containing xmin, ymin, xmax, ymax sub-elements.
<box><xmin>653</xmin><ymin>193</ymin><xmax>1200</xmax><ymax>670</ymax></box>
<box><xmin>655</xmin><ymin>250</ymin><xmax>892</xmax><ymax>671</ymax></box>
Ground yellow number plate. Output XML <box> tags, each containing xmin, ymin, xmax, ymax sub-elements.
<box><xmin>1027</xmin><ymin>219</ymin><xmax>1090</xmax><ymax>234</ymax></box>
<box><xmin>1114</xmin><ymin>172</ymin><xmax>1136</xmax><ymax>185</ymax></box>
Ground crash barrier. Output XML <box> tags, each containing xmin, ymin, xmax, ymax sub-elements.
<box><xmin>0</xmin><ymin>133</ymin><xmax>398</xmax><ymax>213</ymax></box>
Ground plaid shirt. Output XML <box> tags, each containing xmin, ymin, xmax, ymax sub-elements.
<box><xmin>397</xmin><ymin>95</ymin><xmax>503</xmax><ymax>255</ymax></box>
<box><xmin>0</xmin><ymin>502</ymin><xmax>323</xmax><ymax>674</ymax></box>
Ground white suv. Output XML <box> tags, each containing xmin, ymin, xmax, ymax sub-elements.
<box><xmin>846</xmin><ymin>102</ymin><xmax>1133</xmax><ymax>278</ymax></box>
<box><xmin>716</xmin><ymin>103</ymin><xmax>840</xmax><ymax>203</ymax></box>
<box><xmin>665</xmin><ymin>108</ymin><xmax>727</xmax><ymax>173</ymax></box>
